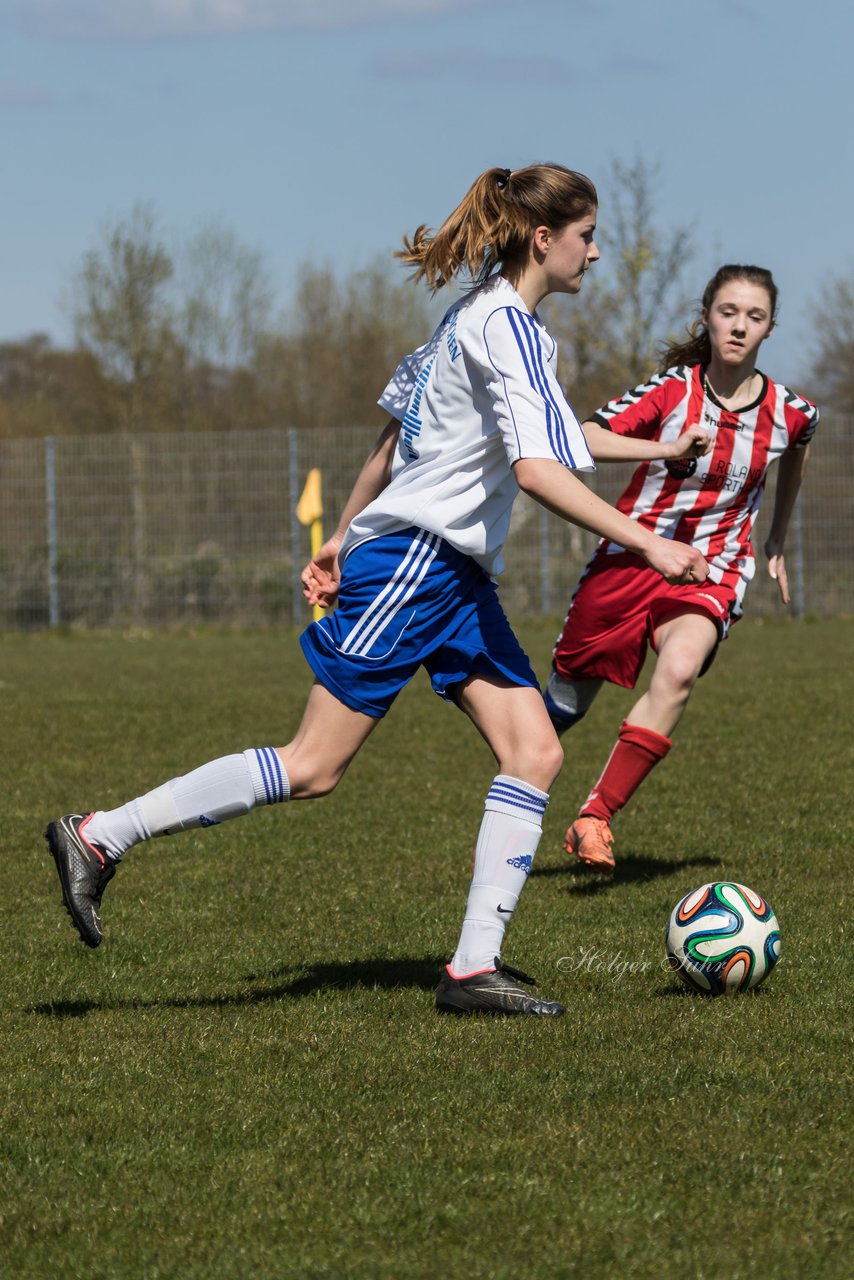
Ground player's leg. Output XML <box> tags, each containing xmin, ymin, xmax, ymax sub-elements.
<box><xmin>435</xmin><ymin>674</ymin><xmax>566</xmax><ymax>1015</ymax></box>
<box><xmin>46</xmin><ymin>682</ymin><xmax>378</xmax><ymax>947</ymax></box>
<box><xmin>567</xmin><ymin>610</ymin><xmax>718</xmax><ymax>871</ymax></box>
<box><xmin>276</xmin><ymin>682</ymin><xmax>380</xmax><ymax>797</ymax></box>
<box><xmin>550</xmin><ymin>555</ymin><xmax>652</xmax><ymax>871</ymax></box>
<box><xmin>549</xmin><ymin>550</ymin><xmax>647</xmax><ymax>733</ymax></box>
<box><xmin>625</xmin><ymin>610</ymin><xmax>719</xmax><ymax>737</ymax></box>
<box><xmin>46</xmin><ymin>529</ymin><xmax>440</xmax><ymax>948</ymax></box>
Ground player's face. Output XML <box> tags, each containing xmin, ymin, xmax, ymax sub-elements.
<box><xmin>542</xmin><ymin>210</ymin><xmax>600</xmax><ymax>294</ymax></box>
<box><xmin>703</xmin><ymin>281</ymin><xmax>774</xmax><ymax>368</ymax></box>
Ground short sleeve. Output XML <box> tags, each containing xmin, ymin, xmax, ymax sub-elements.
<box><xmin>590</xmin><ymin>372</ymin><xmax>681</xmax><ymax>441</ymax></box>
<box><xmin>378</xmin><ymin>352</ymin><xmax>418</xmax><ymax>420</ymax></box>
<box><xmin>481</xmin><ymin>306</ymin><xmax>594</xmax><ymax>471</ymax></box>
<box><xmin>787</xmin><ymin>396</ymin><xmax>819</xmax><ymax>449</ymax></box>
<box><xmin>378</xmin><ymin>325</ymin><xmax>447</xmax><ymax>420</ymax></box>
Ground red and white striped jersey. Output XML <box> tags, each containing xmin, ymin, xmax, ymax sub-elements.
<box><xmin>590</xmin><ymin>364</ymin><xmax>819</xmax><ymax>586</ymax></box>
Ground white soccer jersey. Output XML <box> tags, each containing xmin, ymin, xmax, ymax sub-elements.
<box><xmin>340</xmin><ymin>275</ymin><xmax>594</xmax><ymax>577</ymax></box>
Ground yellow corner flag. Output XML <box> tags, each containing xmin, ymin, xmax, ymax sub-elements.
<box><xmin>296</xmin><ymin>468</ymin><xmax>323</xmax><ymax>526</ymax></box>
<box><xmin>297</xmin><ymin>468</ymin><xmax>326</xmax><ymax>620</ymax></box>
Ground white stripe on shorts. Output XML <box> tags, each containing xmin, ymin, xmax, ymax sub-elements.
<box><xmin>339</xmin><ymin>530</ymin><xmax>440</xmax><ymax>656</ymax></box>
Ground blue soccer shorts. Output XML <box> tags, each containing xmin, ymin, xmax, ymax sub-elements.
<box><xmin>299</xmin><ymin>526</ymin><xmax>539</xmax><ymax>718</ymax></box>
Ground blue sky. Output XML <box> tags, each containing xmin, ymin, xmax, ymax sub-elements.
<box><xmin>1</xmin><ymin>0</ymin><xmax>848</xmax><ymax>381</ymax></box>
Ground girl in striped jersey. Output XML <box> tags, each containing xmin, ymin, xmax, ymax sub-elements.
<box><xmin>548</xmin><ymin>264</ymin><xmax>819</xmax><ymax>874</ymax></box>
<box><xmin>45</xmin><ymin>164</ymin><xmax>707</xmax><ymax>1016</ymax></box>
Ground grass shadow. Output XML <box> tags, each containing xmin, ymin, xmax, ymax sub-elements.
<box><xmin>654</xmin><ymin>982</ymin><xmax>771</xmax><ymax>1000</ymax></box>
<box><xmin>27</xmin><ymin>953</ymin><xmax>447</xmax><ymax>1020</ymax></box>
<box><xmin>533</xmin><ymin>851</ymin><xmax>721</xmax><ymax>894</ymax></box>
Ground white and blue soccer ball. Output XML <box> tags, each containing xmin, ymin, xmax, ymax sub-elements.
<box><xmin>665</xmin><ymin>881</ymin><xmax>781</xmax><ymax>995</ymax></box>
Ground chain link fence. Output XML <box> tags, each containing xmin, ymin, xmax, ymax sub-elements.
<box><xmin>1</xmin><ymin>417</ymin><xmax>851</xmax><ymax>631</ymax></box>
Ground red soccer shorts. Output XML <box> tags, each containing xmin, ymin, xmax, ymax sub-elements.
<box><xmin>552</xmin><ymin>549</ymin><xmax>741</xmax><ymax>690</ymax></box>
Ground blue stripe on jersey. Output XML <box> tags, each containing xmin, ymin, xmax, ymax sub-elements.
<box><xmin>517</xmin><ymin>312</ymin><xmax>571</xmax><ymax>465</ymax></box>
<box><xmin>254</xmin><ymin>747</ymin><xmax>287</xmax><ymax>804</ymax></box>
<box><xmin>505</xmin><ymin>309</ymin><xmax>560</xmax><ymax>462</ymax></box>
<box><xmin>340</xmin><ymin>530</ymin><xmax>439</xmax><ymax>656</ymax></box>
<box><xmin>487</xmin><ymin>778</ymin><xmax>549</xmax><ymax>818</ymax></box>
<box><xmin>505</xmin><ymin>308</ymin><xmax>577</xmax><ymax>467</ymax></box>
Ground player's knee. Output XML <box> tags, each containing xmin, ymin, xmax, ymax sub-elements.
<box><xmin>543</xmin><ymin>734</ymin><xmax>565</xmax><ymax>785</ymax></box>
<box><xmin>660</xmin><ymin>649</ymin><xmax>703</xmax><ymax>698</ymax></box>
<box><xmin>497</xmin><ymin>727</ymin><xmax>563</xmax><ymax>790</ymax></box>
<box><xmin>545</xmin><ymin>702</ymin><xmax>588</xmax><ymax>733</ymax></box>
<box><xmin>544</xmin><ymin>671</ymin><xmax>602</xmax><ymax>733</ymax></box>
<box><xmin>512</xmin><ymin>731</ymin><xmax>564</xmax><ymax>791</ymax></box>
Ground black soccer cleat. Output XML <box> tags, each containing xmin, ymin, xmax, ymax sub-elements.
<box><xmin>436</xmin><ymin>958</ymin><xmax>566</xmax><ymax>1017</ymax></box>
<box><xmin>45</xmin><ymin>813</ymin><xmax>116</xmax><ymax>948</ymax></box>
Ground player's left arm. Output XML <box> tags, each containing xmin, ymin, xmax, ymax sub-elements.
<box><xmin>301</xmin><ymin>417</ymin><xmax>402</xmax><ymax>608</ymax></box>
<box><xmin>764</xmin><ymin>444</ymin><xmax>811</xmax><ymax>606</ymax></box>
<box><xmin>582</xmin><ymin>420</ymin><xmax>712</xmax><ymax>463</ymax></box>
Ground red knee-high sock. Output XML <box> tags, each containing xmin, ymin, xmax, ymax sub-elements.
<box><xmin>580</xmin><ymin>721</ymin><xmax>672</xmax><ymax>822</ymax></box>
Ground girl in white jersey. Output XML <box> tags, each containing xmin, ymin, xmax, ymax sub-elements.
<box><xmin>548</xmin><ymin>265</ymin><xmax>819</xmax><ymax>874</ymax></box>
<box><xmin>45</xmin><ymin>163</ymin><xmax>707</xmax><ymax>1017</ymax></box>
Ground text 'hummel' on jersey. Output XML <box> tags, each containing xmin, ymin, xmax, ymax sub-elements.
<box><xmin>590</xmin><ymin>363</ymin><xmax>818</xmax><ymax>583</ymax></box>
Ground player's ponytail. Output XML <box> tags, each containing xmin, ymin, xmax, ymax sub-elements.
<box><xmin>659</xmin><ymin>264</ymin><xmax>779</xmax><ymax>372</ymax></box>
<box><xmin>397</xmin><ymin>163</ymin><xmax>597</xmax><ymax>291</ymax></box>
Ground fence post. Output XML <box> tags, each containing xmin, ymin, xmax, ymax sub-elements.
<box><xmin>129</xmin><ymin>437</ymin><xmax>148</xmax><ymax>624</ymax></box>
<box><xmin>45</xmin><ymin>436</ymin><xmax>59</xmax><ymax>628</ymax></box>
<box><xmin>288</xmin><ymin>429</ymin><xmax>302</xmax><ymax>624</ymax></box>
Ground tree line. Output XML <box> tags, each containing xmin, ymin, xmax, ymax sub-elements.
<box><xmin>0</xmin><ymin>160</ymin><xmax>848</xmax><ymax>441</ymax></box>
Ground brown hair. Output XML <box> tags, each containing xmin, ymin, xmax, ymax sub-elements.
<box><xmin>397</xmin><ymin>163</ymin><xmax>597</xmax><ymax>291</ymax></box>
<box><xmin>659</xmin><ymin>264</ymin><xmax>779</xmax><ymax>371</ymax></box>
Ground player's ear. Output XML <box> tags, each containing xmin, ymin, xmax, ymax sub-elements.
<box><xmin>532</xmin><ymin>225</ymin><xmax>551</xmax><ymax>256</ymax></box>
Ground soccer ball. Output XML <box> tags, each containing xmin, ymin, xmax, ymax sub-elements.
<box><xmin>665</xmin><ymin>881</ymin><xmax>781</xmax><ymax>995</ymax></box>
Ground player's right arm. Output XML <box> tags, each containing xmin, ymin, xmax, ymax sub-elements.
<box><xmin>582</xmin><ymin>420</ymin><xmax>712</xmax><ymax>462</ymax></box>
<box><xmin>477</xmin><ymin>310</ymin><xmax>707</xmax><ymax>583</ymax></box>
<box><xmin>513</xmin><ymin>456</ymin><xmax>708</xmax><ymax>585</ymax></box>
<box><xmin>301</xmin><ymin>417</ymin><xmax>401</xmax><ymax>608</ymax></box>
<box><xmin>579</xmin><ymin>369</ymin><xmax>711</xmax><ymax>463</ymax></box>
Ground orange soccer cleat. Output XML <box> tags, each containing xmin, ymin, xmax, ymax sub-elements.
<box><xmin>563</xmin><ymin>815</ymin><xmax>616</xmax><ymax>874</ymax></box>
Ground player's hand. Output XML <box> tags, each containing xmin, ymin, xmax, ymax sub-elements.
<box><xmin>669</xmin><ymin>425</ymin><xmax>713</xmax><ymax>459</ymax></box>
<box><xmin>644</xmin><ymin>537</ymin><xmax>709</xmax><ymax>586</ymax></box>
<box><xmin>765</xmin><ymin>538</ymin><xmax>790</xmax><ymax>605</ymax></box>
<box><xmin>300</xmin><ymin>539</ymin><xmax>342</xmax><ymax>608</ymax></box>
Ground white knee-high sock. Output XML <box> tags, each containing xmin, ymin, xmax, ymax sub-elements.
<box><xmin>85</xmin><ymin>747</ymin><xmax>290</xmax><ymax>860</ymax></box>
<box><xmin>449</xmin><ymin>775</ymin><xmax>549</xmax><ymax>977</ymax></box>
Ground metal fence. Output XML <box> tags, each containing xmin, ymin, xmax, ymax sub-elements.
<box><xmin>1</xmin><ymin>416</ymin><xmax>851</xmax><ymax>631</ymax></box>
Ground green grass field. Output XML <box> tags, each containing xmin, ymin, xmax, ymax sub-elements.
<box><xmin>1</xmin><ymin>617</ymin><xmax>851</xmax><ymax>1279</ymax></box>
